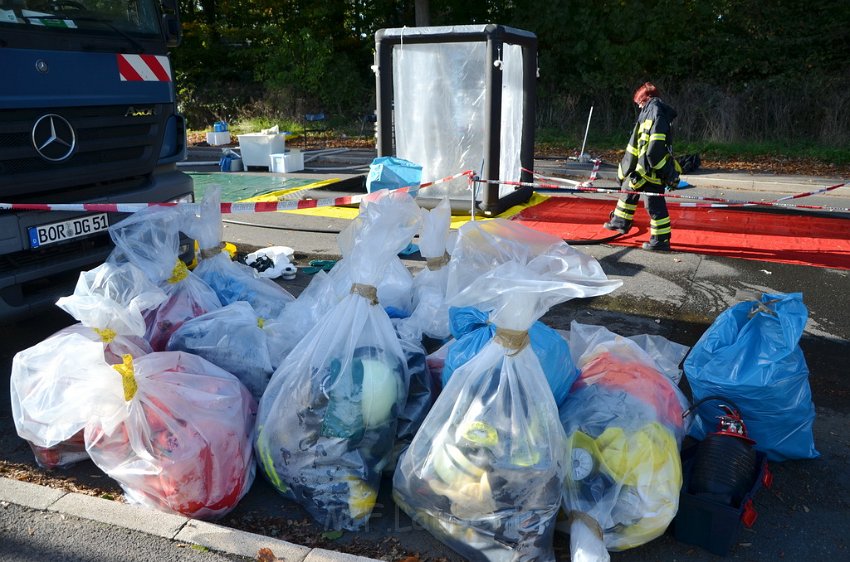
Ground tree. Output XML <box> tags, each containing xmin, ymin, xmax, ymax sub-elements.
<box><xmin>415</xmin><ymin>0</ymin><xmax>430</xmax><ymax>26</ymax></box>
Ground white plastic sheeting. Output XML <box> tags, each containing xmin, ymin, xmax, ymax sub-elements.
<box><xmin>392</xmin><ymin>41</ymin><xmax>524</xmax><ymax>200</ymax></box>
<box><xmin>498</xmin><ymin>43</ymin><xmax>523</xmax><ymax>192</ymax></box>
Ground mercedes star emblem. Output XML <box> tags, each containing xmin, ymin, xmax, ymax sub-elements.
<box><xmin>32</xmin><ymin>114</ymin><xmax>76</xmax><ymax>162</ymax></box>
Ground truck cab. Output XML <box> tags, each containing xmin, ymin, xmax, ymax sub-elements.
<box><xmin>0</xmin><ymin>0</ymin><xmax>193</xmax><ymax>321</ymax></box>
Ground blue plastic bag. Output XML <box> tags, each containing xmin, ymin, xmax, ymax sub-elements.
<box><xmin>442</xmin><ymin>306</ymin><xmax>577</xmax><ymax>407</ymax></box>
<box><xmin>366</xmin><ymin>157</ymin><xmax>422</xmax><ymax>193</ymax></box>
<box><xmin>219</xmin><ymin>151</ymin><xmax>242</xmax><ymax>172</ymax></box>
<box><xmin>684</xmin><ymin>292</ymin><xmax>818</xmax><ymax>461</ymax></box>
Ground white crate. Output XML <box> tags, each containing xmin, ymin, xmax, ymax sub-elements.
<box><xmin>237</xmin><ymin>133</ymin><xmax>286</xmax><ymax>168</ymax></box>
<box><xmin>269</xmin><ymin>150</ymin><xmax>304</xmax><ymax>173</ymax></box>
<box><xmin>206</xmin><ymin>131</ymin><xmax>231</xmax><ymax>146</ymax></box>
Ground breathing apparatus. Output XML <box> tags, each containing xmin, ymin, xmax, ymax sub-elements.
<box><xmin>683</xmin><ymin>396</ymin><xmax>758</xmax><ymax>506</ymax></box>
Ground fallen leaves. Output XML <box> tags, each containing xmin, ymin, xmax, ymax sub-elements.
<box><xmin>321</xmin><ymin>530</ymin><xmax>344</xmax><ymax>540</ymax></box>
<box><xmin>257</xmin><ymin>547</ymin><xmax>279</xmax><ymax>562</ymax></box>
<box><xmin>0</xmin><ymin>460</ymin><xmax>123</xmax><ymax>501</ymax></box>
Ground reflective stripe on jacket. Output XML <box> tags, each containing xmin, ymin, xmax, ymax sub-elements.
<box><xmin>617</xmin><ymin>97</ymin><xmax>680</xmax><ymax>190</ymax></box>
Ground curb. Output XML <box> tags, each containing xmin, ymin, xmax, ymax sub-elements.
<box><xmin>0</xmin><ymin>476</ymin><xmax>382</xmax><ymax>562</ymax></box>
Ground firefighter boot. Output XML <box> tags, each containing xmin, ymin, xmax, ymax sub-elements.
<box><xmin>642</xmin><ymin>235</ymin><xmax>671</xmax><ymax>251</ymax></box>
<box><xmin>643</xmin><ymin>214</ymin><xmax>672</xmax><ymax>251</ymax></box>
<box><xmin>603</xmin><ymin>211</ymin><xmax>631</xmax><ymax>234</ymax></box>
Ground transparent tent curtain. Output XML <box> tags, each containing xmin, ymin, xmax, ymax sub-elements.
<box><xmin>393</xmin><ymin>42</ymin><xmax>524</xmax><ymax>200</ymax></box>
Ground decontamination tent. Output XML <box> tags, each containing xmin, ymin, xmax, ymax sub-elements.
<box><xmin>374</xmin><ymin>24</ymin><xmax>538</xmax><ymax>215</ymax></box>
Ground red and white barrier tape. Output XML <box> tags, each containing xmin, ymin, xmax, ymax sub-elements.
<box><xmin>0</xmin><ymin>170</ymin><xmax>474</xmax><ymax>214</ymax></box>
<box><xmin>480</xmin><ymin>175</ymin><xmax>850</xmax><ymax>213</ymax></box>
<box><xmin>522</xmin><ymin>164</ymin><xmax>600</xmax><ymax>188</ymax></box>
<box><xmin>528</xmin><ymin>162</ymin><xmax>849</xmax><ymax>211</ymax></box>
<box><xmin>4</xmin><ymin>167</ymin><xmax>844</xmax><ymax>214</ymax></box>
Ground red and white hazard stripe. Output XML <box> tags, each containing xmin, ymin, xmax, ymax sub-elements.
<box><xmin>117</xmin><ymin>54</ymin><xmax>172</xmax><ymax>82</ymax></box>
<box><xmin>586</xmin><ymin>158</ymin><xmax>601</xmax><ymax>183</ymax></box>
<box><xmin>417</xmin><ymin>170</ymin><xmax>474</xmax><ymax>190</ymax></box>
<box><xmin>0</xmin><ymin>171</ymin><xmax>474</xmax><ymax>215</ymax></box>
<box><xmin>480</xmin><ymin>175</ymin><xmax>850</xmax><ymax>212</ymax></box>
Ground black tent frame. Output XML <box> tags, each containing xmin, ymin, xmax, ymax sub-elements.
<box><xmin>374</xmin><ymin>24</ymin><xmax>537</xmax><ymax>215</ymax></box>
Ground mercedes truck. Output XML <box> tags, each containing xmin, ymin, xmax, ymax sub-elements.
<box><xmin>0</xmin><ymin>0</ymin><xmax>193</xmax><ymax>321</ymax></box>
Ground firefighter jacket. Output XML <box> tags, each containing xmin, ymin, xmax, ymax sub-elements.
<box><xmin>617</xmin><ymin>97</ymin><xmax>681</xmax><ymax>190</ymax></box>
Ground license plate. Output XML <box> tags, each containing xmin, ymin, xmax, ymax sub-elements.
<box><xmin>28</xmin><ymin>213</ymin><xmax>109</xmax><ymax>249</ymax></box>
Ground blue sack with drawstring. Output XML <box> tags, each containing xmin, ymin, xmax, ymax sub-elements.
<box><xmin>366</xmin><ymin>157</ymin><xmax>422</xmax><ymax>193</ymax></box>
<box><xmin>442</xmin><ymin>306</ymin><xmax>577</xmax><ymax>407</ymax></box>
<box><xmin>684</xmin><ymin>292</ymin><xmax>819</xmax><ymax>461</ymax></box>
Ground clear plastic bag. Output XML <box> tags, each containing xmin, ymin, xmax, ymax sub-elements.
<box><xmin>387</xmin><ymin>318</ymin><xmax>436</xmax><ymax>472</ymax></box>
<box><xmin>181</xmin><ymin>187</ymin><xmax>294</xmax><ymax>319</ymax></box>
<box><xmin>328</xmin><ymin>255</ymin><xmax>414</xmax><ymax>316</ymax></box>
<box><xmin>143</xmin><ymin>276</ymin><xmax>222</xmax><ymax>351</ymax></box>
<box><xmin>328</xmin><ymin>193</ymin><xmax>418</xmax><ymax>316</ymax></box>
<box><xmin>393</xmin><ymin>222</ymin><xmax>622</xmax><ymax>562</ymax></box>
<box><xmin>404</xmin><ymin>197</ymin><xmax>455</xmax><ymax>340</ymax></box>
<box><xmin>684</xmin><ymin>292</ymin><xmax>818</xmax><ymax>461</ymax></box>
<box><xmin>10</xmin><ymin>262</ymin><xmax>164</xmax><ymax>469</ymax></box>
<box><xmin>85</xmin><ymin>351</ymin><xmax>256</xmax><ymax>520</ymax></box>
<box><xmin>446</xmin><ymin>218</ymin><xmax>616</xmax><ymax>302</ymax></box>
<box><xmin>11</xmin><ymin>332</ymin><xmax>135</xmax><ymax>469</ymax></box>
<box><xmin>255</xmin><ymin>191</ymin><xmax>421</xmax><ymax>530</ymax></box>
<box><xmin>559</xmin><ymin>324</ymin><xmax>690</xmax><ymax>556</ymax></box>
<box><xmin>566</xmin><ymin>322</ymin><xmax>690</xmax><ymax>386</ymax></box>
<box><xmin>56</xmin><ymin>261</ymin><xmax>168</xmax><ymax>342</ymax></box>
<box><xmin>263</xmin><ymin>269</ymin><xmax>338</xmax><ymax>369</ymax></box>
<box><xmin>166</xmin><ymin>301</ymin><xmax>273</xmax><ymax>401</ymax></box>
<box><xmin>442</xmin><ymin>306</ymin><xmax>576</xmax><ymax>408</ymax></box>
<box><xmin>108</xmin><ymin>205</ymin><xmax>222</xmax><ymax>350</ymax></box>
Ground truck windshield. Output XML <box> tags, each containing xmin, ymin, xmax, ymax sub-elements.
<box><xmin>0</xmin><ymin>0</ymin><xmax>161</xmax><ymax>36</ymax></box>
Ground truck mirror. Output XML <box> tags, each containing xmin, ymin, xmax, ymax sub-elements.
<box><xmin>162</xmin><ymin>14</ymin><xmax>182</xmax><ymax>48</ymax></box>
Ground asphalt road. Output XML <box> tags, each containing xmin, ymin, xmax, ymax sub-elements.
<box><xmin>0</xmin><ymin>501</ymin><xmax>252</xmax><ymax>562</ymax></box>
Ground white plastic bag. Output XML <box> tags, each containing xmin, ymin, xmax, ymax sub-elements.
<box><xmin>85</xmin><ymin>351</ymin><xmax>256</xmax><ymax>520</ymax></box>
<box><xmin>446</xmin><ymin>218</ymin><xmax>618</xmax><ymax>302</ymax></box>
<box><xmin>12</xmin><ymin>333</ymin><xmax>129</xmax><ymax>469</ymax></box>
<box><xmin>56</xmin><ymin>261</ymin><xmax>168</xmax><ymax>346</ymax></box>
<box><xmin>327</xmin><ymin>193</ymin><xmax>418</xmax><ymax>315</ymax></box>
<box><xmin>393</xmin><ymin>224</ymin><xmax>622</xmax><ymax>562</ymax></box>
<box><xmin>255</xmin><ymin>191</ymin><xmax>421</xmax><ymax>530</ymax></box>
<box><xmin>10</xmin><ymin>262</ymin><xmax>164</xmax><ymax>468</ymax></box>
<box><xmin>403</xmin><ymin>197</ymin><xmax>455</xmax><ymax>340</ymax></box>
<box><xmin>244</xmin><ymin>246</ymin><xmax>296</xmax><ymax>279</ymax></box>
<box><xmin>108</xmin><ymin>205</ymin><xmax>222</xmax><ymax>350</ymax></box>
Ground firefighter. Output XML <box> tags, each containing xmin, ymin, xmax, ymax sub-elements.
<box><xmin>604</xmin><ymin>82</ymin><xmax>681</xmax><ymax>251</ymax></box>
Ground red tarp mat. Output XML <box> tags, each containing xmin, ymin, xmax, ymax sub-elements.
<box><xmin>510</xmin><ymin>196</ymin><xmax>850</xmax><ymax>270</ymax></box>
